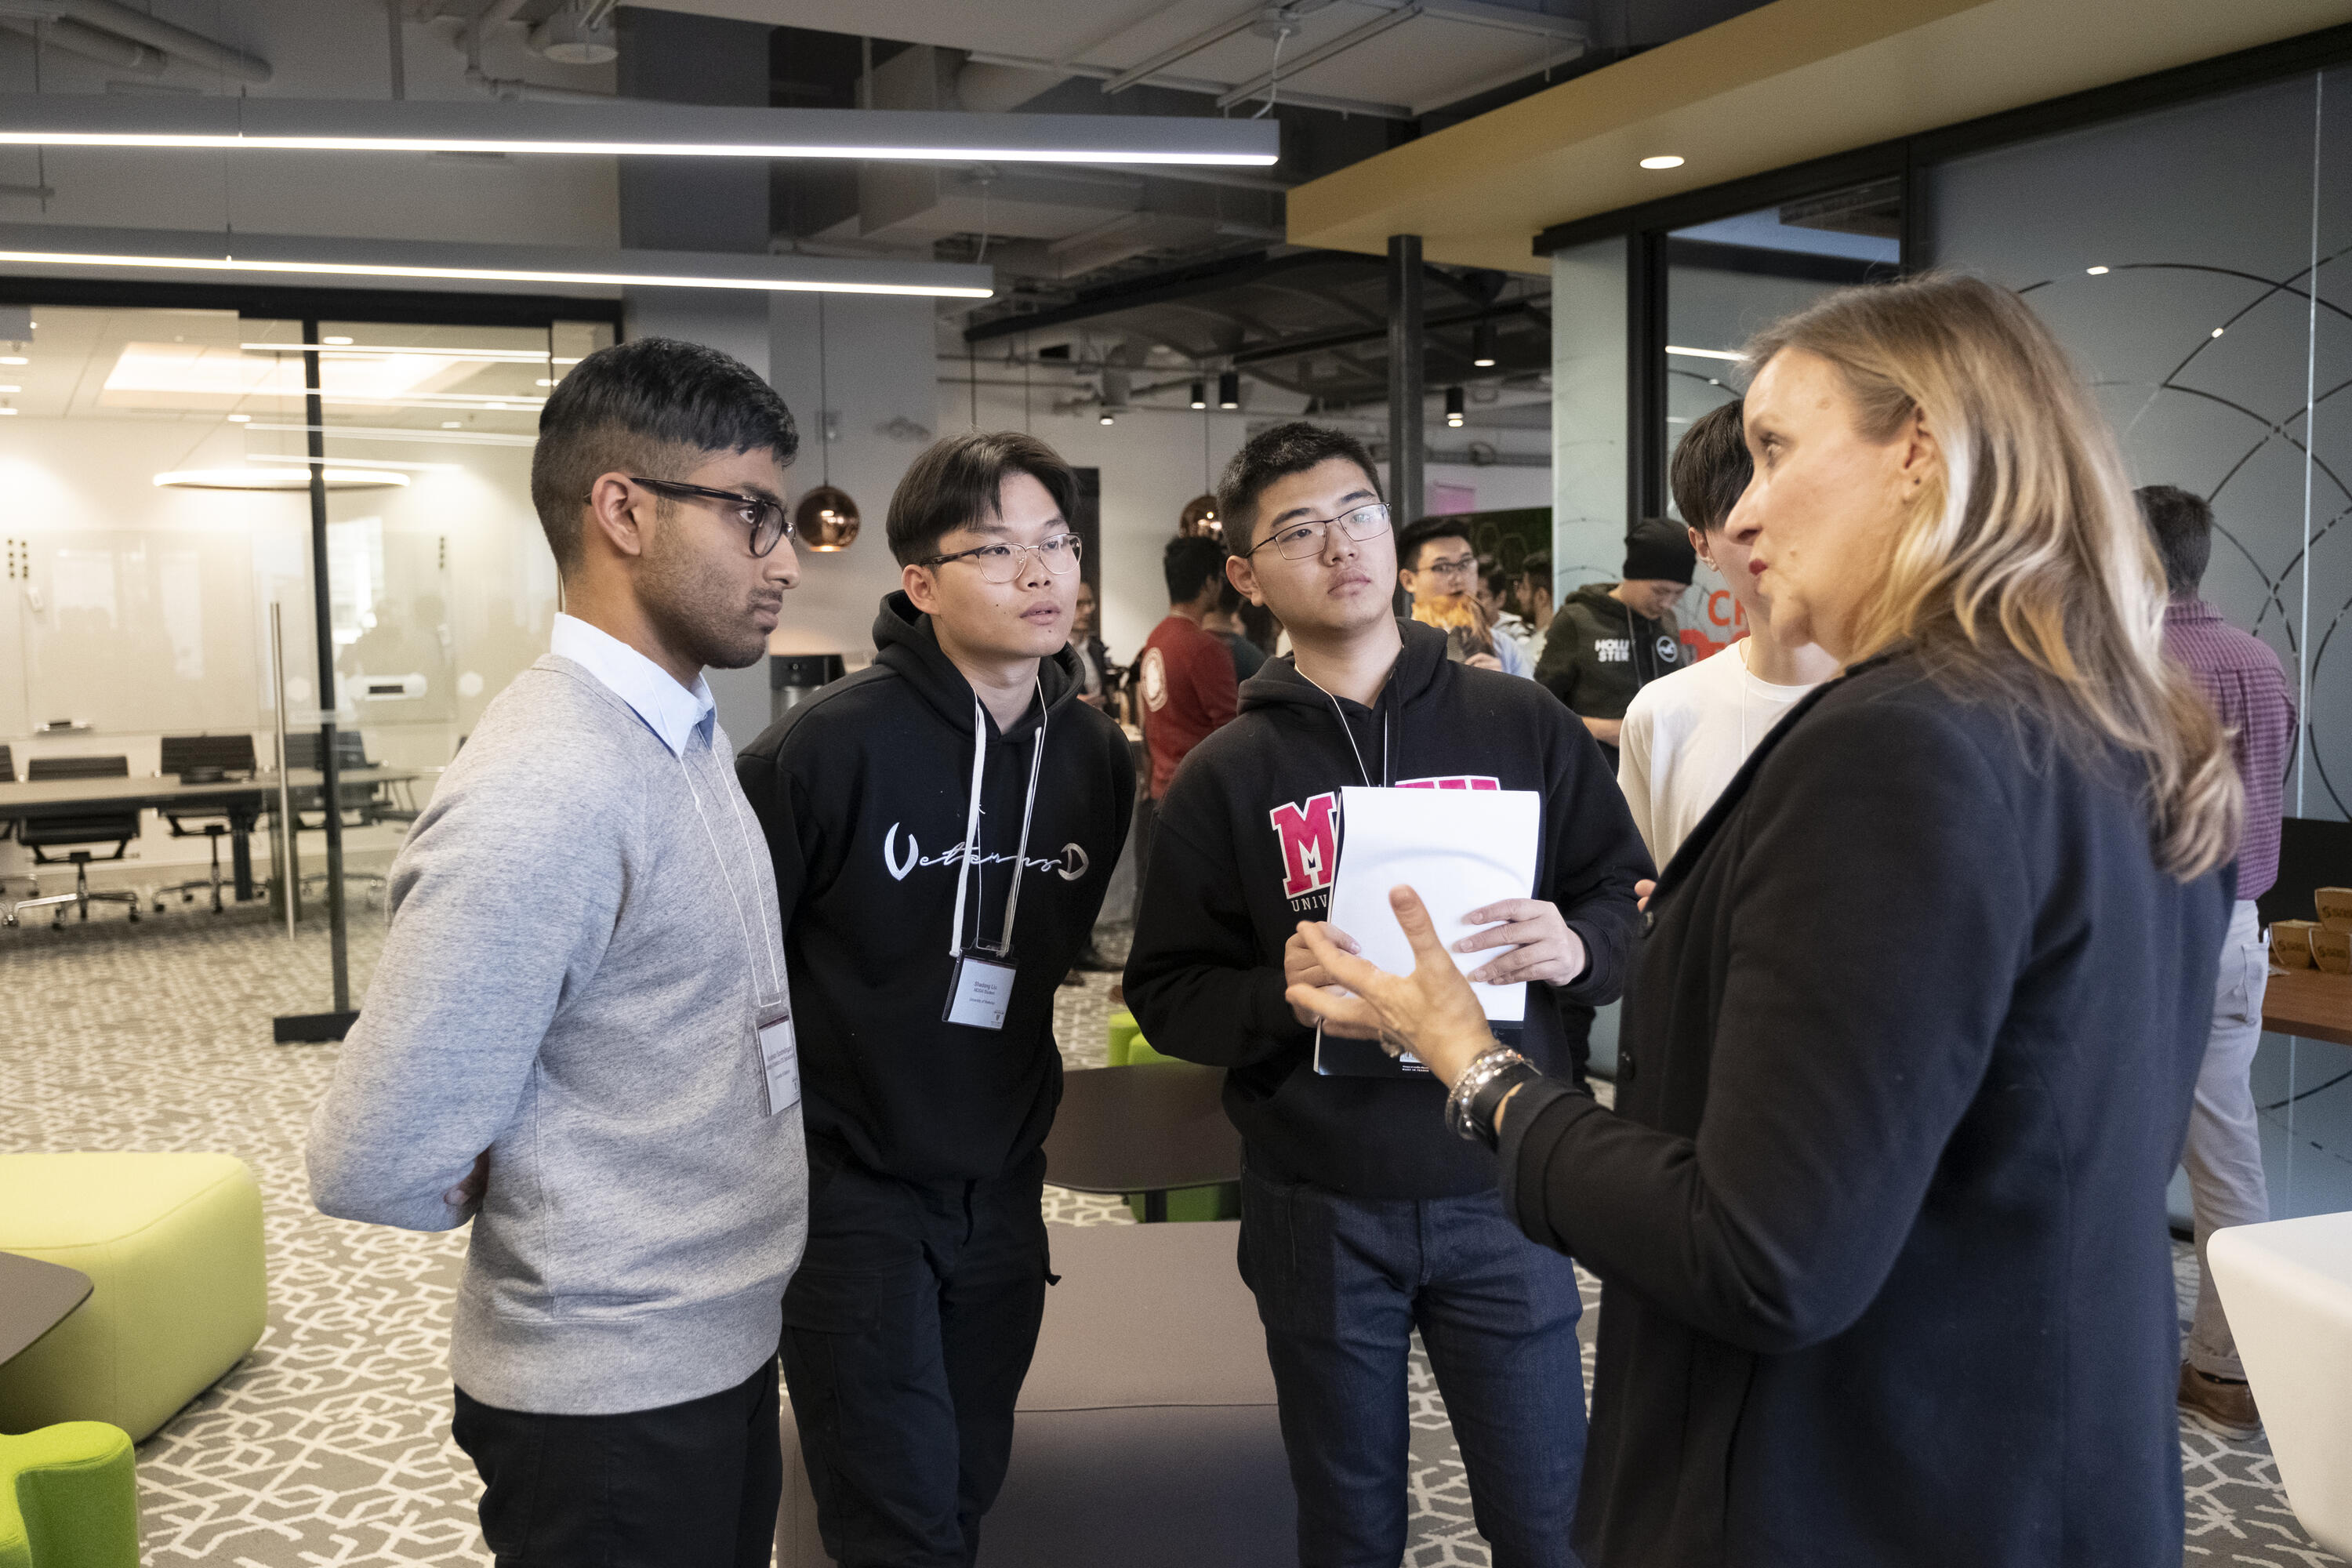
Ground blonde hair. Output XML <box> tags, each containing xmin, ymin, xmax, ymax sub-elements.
<box><xmin>1744</xmin><ymin>273</ymin><xmax>2241</xmax><ymax>880</ymax></box>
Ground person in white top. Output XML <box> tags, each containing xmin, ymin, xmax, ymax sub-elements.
<box><xmin>1619</xmin><ymin>398</ymin><xmax>1842</xmax><ymax>865</ymax></box>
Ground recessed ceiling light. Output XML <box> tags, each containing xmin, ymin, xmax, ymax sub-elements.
<box><xmin>322</xmin><ymin>335</ymin><xmax>354</xmax><ymax>345</ymax></box>
<box><xmin>535</xmin><ymin>378</ymin><xmax>556</xmax><ymax>387</ymax></box>
<box><xmin>1639</xmin><ymin>154</ymin><xmax>1685</xmax><ymax>170</ymax></box>
<box><xmin>1098</xmin><ymin>412</ymin><xmax>1115</xmax><ymax>426</ymax></box>
<box><xmin>2085</xmin><ymin>265</ymin><xmax>2110</xmax><ymax>275</ymax></box>
<box><xmin>2211</xmin><ymin>327</ymin><xmax>2225</xmax><ymax>338</ymax></box>
<box><xmin>0</xmin><ymin>384</ymin><xmax>16</xmax><ymax>392</ymax></box>
<box><xmin>441</xmin><ymin>420</ymin><xmax>462</xmax><ymax>428</ymax></box>
<box><xmin>0</xmin><ymin>407</ymin><xmax>16</xmax><ymax>416</ymax></box>
<box><xmin>0</xmin><ymin>355</ymin><xmax>25</xmax><ymax>365</ymax></box>
<box><xmin>227</xmin><ymin>413</ymin><xmax>251</xmax><ymax>422</ymax></box>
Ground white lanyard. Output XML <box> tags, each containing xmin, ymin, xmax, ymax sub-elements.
<box><xmin>948</xmin><ymin>685</ymin><xmax>1047</xmax><ymax>959</ymax></box>
<box><xmin>677</xmin><ymin>746</ymin><xmax>785</xmax><ymax>1003</ymax></box>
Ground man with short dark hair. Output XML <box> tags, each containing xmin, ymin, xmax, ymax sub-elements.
<box><xmin>309</xmin><ymin>336</ymin><xmax>808</xmax><ymax>1567</ymax></box>
<box><xmin>736</xmin><ymin>430</ymin><xmax>1134</xmax><ymax>1568</ymax></box>
<box><xmin>1396</xmin><ymin>516</ymin><xmax>1530</xmax><ymax>677</ymax></box>
<box><xmin>1126</xmin><ymin>419</ymin><xmax>1647</xmax><ymax>1568</ymax></box>
<box><xmin>1139</xmin><ymin>532</ymin><xmax>1242</xmax><ymax>797</ymax></box>
<box><xmin>2139</xmin><ymin>482</ymin><xmax>2298</xmax><ymax>1443</ymax></box>
<box><xmin>1534</xmin><ymin>520</ymin><xmax>1695</xmax><ymax>764</ymax></box>
<box><xmin>1618</xmin><ymin>400</ymin><xmax>1838</xmax><ymax>863</ymax></box>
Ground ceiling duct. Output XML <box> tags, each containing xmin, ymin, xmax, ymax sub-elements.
<box><xmin>0</xmin><ymin>14</ymin><xmax>165</xmax><ymax>74</ymax></box>
<box><xmin>1</xmin><ymin>0</ymin><xmax>272</xmax><ymax>82</ymax></box>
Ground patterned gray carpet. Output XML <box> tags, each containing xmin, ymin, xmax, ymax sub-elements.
<box><xmin>0</xmin><ymin>900</ymin><xmax>2335</xmax><ymax>1567</ymax></box>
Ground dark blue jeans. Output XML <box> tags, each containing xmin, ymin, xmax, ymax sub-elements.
<box><xmin>1239</xmin><ymin>1165</ymin><xmax>1587</xmax><ymax>1568</ymax></box>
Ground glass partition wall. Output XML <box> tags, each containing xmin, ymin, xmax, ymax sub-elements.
<box><xmin>1546</xmin><ymin>51</ymin><xmax>2351</xmax><ymax>1224</ymax></box>
<box><xmin>0</xmin><ymin>302</ymin><xmax>613</xmax><ymax>893</ymax></box>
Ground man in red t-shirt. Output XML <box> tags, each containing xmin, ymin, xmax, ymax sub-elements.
<box><xmin>1138</xmin><ymin>533</ymin><xmax>1241</xmax><ymax>796</ymax></box>
<box><xmin>1128</xmin><ymin>535</ymin><xmax>1239</xmax><ymax>927</ymax></box>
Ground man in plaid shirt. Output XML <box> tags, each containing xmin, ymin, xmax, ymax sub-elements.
<box><xmin>2139</xmin><ymin>485</ymin><xmax>2299</xmax><ymax>1442</ymax></box>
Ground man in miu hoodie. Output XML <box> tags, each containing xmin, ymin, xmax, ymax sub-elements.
<box><xmin>736</xmin><ymin>431</ymin><xmax>1134</xmax><ymax>1568</ymax></box>
<box><xmin>1126</xmin><ymin>423</ymin><xmax>1650</xmax><ymax>1568</ymax></box>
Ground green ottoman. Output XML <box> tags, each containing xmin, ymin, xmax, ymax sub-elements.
<box><xmin>0</xmin><ymin>1422</ymin><xmax>138</xmax><ymax>1568</ymax></box>
<box><xmin>0</xmin><ymin>1155</ymin><xmax>265</xmax><ymax>1443</ymax></box>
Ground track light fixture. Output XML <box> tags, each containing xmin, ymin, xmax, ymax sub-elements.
<box><xmin>1471</xmin><ymin>320</ymin><xmax>1497</xmax><ymax>368</ymax></box>
<box><xmin>1445</xmin><ymin>385</ymin><xmax>1465</xmax><ymax>428</ymax></box>
<box><xmin>1190</xmin><ymin>379</ymin><xmax>1207</xmax><ymax>409</ymax></box>
<box><xmin>1217</xmin><ymin>369</ymin><xmax>1240</xmax><ymax>409</ymax></box>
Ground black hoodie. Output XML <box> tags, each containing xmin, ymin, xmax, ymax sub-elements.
<box><xmin>1534</xmin><ymin>580</ymin><xmax>1687</xmax><ymax>755</ymax></box>
<box><xmin>736</xmin><ymin>592</ymin><xmax>1136</xmax><ymax>1184</ymax></box>
<box><xmin>1123</xmin><ymin>619</ymin><xmax>1650</xmax><ymax>1200</ymax></box>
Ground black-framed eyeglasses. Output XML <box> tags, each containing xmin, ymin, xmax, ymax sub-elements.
<box><xmin>918</xmin><ymin>532</ymin><xmax>1084</xmax><ymax>583</ymax></box>
<box><xmin>1418</xmin><ymin>553</ymin><xmax>1478</xmax><ymax>579</ymax></box>
<box><xmin>621</xmin><ymin>476</ymin><xmax>793</xmax><ymax>557</ymax></box>
<box><xmin>1243</xmin><ymin>503</ymin><xmax>1392</xmax><ymax>561</ymax></box>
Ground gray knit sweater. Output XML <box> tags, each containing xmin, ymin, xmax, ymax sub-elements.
<box><xmin>307</xmin><ymin>656</ymin><xmax>808</xmax><ymax>1415</ymax></box>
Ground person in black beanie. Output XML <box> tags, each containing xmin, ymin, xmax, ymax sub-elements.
<box><xmin>1534</xmin><ymin>518</ymin><xmax>1696</xmax><ymax>766</ymax></box>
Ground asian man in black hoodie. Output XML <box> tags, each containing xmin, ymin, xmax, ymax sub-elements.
<box><xmin>735</xmin><ymin>430</ymin><xmax>1134</xmax><ymax>1568</ymax></box>
<box><xmin>1124</xmin><ymin>421</ymin><xmax>1649</xmax><ymax>1568</ymax></box>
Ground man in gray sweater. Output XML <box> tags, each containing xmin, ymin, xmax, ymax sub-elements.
<box><xmin>308</xmin><ymin>337</ymin><xmax>809</xmax><ymax>1568</ymax></box>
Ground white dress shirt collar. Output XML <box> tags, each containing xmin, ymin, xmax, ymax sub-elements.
<box><xmin>549</xmin><ymin>612</ymin><xmax>717</xmax><ymax>757</ymax></box>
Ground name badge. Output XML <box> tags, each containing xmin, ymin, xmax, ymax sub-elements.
<box><xmin>943</xmin><ymin>955</ymin><xmax>1018</xmax><ymax>1030</ymax></box>
<box><xmin>756</xmin><ymin>1000</ymin><xmax>800</xmax><ymax>1116</ymax></box>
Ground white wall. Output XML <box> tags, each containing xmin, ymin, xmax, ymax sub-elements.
<box><xmin>1551</xmin><ymin>237</ymin><xmax>1630</xmax><ymax>594</ymax></box>
<box><xmin>764</xmin><ymin>292</ymin><xmax>946</xmax><ymax>668</ymax></box>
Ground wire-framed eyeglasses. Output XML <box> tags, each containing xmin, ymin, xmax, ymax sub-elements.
<box><xmin>1243</xmin><ymin>503</ymin><xmax>1393</xmax><ymax>561</ymax></box>
<box><xmin>919</xmin><ymin>533</ymin><xmax>1085</xmax><ymax>583</ymax></box>
<box><xmin>622</xmin><ymin>476</ymin><xmax>793</xmax><ymax>557</ymax></box>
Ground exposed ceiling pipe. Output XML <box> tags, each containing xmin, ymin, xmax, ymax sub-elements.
<box><xmin>0</xmin><ymin>16</ymin><xmax>167</xmax><ymax>75</ymax></box>
<box><xmin>56</xmin><ymin>0</ymin><xmax>270</xmax><ymax>83</ymax></box>
<box><xmin>462</xmin><ymin>0</ymin><xmax>530</xmax><ymax>64</ymax></box>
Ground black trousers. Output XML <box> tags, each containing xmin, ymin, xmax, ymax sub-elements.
<box><xmin>782</xmin><ymin>1140</ymin><xmax>1051</xmax><ymax>1568</ymax></box>
<box><xmin>451</xmin><ymin>1356</ymin><xmax>782</xmax><ymax>1568</ymax></box>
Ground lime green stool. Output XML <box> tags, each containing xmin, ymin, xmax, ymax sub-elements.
<box><xmin>1103</xmin><ymin>1013</ymin><xmax>1242</xmax><ymax>1222</ymax></box>
<box><xmin>0</xmin><ymin>1421</ymin><xmax>138</xmax><ymax>1568</ymax></box>
<box><xmin>0</xmin><ymin>1154</ymin><xmax>265</xmax><ymax>1443</ymax></box>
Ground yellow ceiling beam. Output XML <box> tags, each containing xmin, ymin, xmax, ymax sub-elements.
<box><xmin>1287</xmin><ymin>0</ymin><xmax>2352</xmax><ymax>275</ymax></box>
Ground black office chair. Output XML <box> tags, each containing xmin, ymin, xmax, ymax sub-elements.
<box><xmin>13</xmin><ymin>756</ymin><xmax>143</xmax><ymax>927</ymax></box>
<box><xmin>281</xmin><ymin>729</ymin><xmax>398</xmax><ymax>903</ymax></box>
<box><xmin>154</xmin><ymin>734</ymin><xmax>259</xmax><ymax>914</ymax></box>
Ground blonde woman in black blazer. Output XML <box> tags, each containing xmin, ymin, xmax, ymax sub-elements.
<box><xmin>1288</xmin><ymin>274</ymin><xmax>2242</xmax><ymax>1568</ymax></box>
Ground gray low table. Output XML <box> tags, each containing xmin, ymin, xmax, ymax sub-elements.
<box><xmin>1043</xmin><ymin>1062</ymin><xmax>1243</xmax><ymax>1221</ymax></box>
<box><xmin>0</xmin><ymin>1250</ymin><xmax>93</xmax><ymax>1367</ymax></box>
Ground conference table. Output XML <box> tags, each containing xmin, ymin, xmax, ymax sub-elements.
<box><xmin>0</xmin><ymin>767</ymin><xmax>423</xmax><ymax>905</ymax></box>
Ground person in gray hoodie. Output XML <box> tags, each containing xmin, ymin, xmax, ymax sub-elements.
<box><xmin>307</xmin><ymin>337</ymin><xmax>809</xmax><ymax>1568</ymax></box>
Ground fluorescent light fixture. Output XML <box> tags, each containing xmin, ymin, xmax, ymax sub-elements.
<box><xmin>1639</xmin><ymin>154</ymin><xmax>1685</xmax><ymax>169</ymax></box>
<box><xmin>2085</xmin><ymin>265</ymin><xmax>2110</xmax><ymax>275</ymax></box>
<box><xmin>227</xmin><ymin>412</ymin><xmax>250</xmax><ymax>422</ymax></box>
<box><xmin>246</xmin><ymin>452</ymin><xmax>459</xmax><ymax>473</ymax></box>
<box><xmin>0</xmin><ymin>96</ymin><xmax>1279</xmax><ymax>166</ymax></box>
<box><xmin>0</xmin><ymin>223</ymin><xmax>995</xmax><ymax>299</ymax></box>
<box><xmin>155</xmin><ymin>466</ymin><xmax>410</xmax><ymax>490</ymax></box>
<box><xmin>0</xmin><ymin>384</ymin><xmax>16</xmax><ymax>392</ymax></box>
<box><xmin>243</xmin><ymin>341</ymin><xmax>554</xmax><ymax>361</ymax></box>
<box><xmin>0</xmin><ymin>407</ymin><xmax>15</xmax><ymax>416</ymax></box>
<box><xmin>0</xmin><ymin>354</ymin><xmax>24</xmax><ymax>364</ymax></box>
<box><xmin>322</xmin><ymin>334</ymin><xmax>354</xmax><ymax>344</ymax></box>
<box><xmin>1665</xmin><ymin>344</ymin><xmax>1743</xmax><ymax>362</ymax></box>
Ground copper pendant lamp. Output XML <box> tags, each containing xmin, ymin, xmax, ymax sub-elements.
<box><xmin>796</xmin><ymin>296</ymin><xmax>861</xmax><ymax>551</ymax></box>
